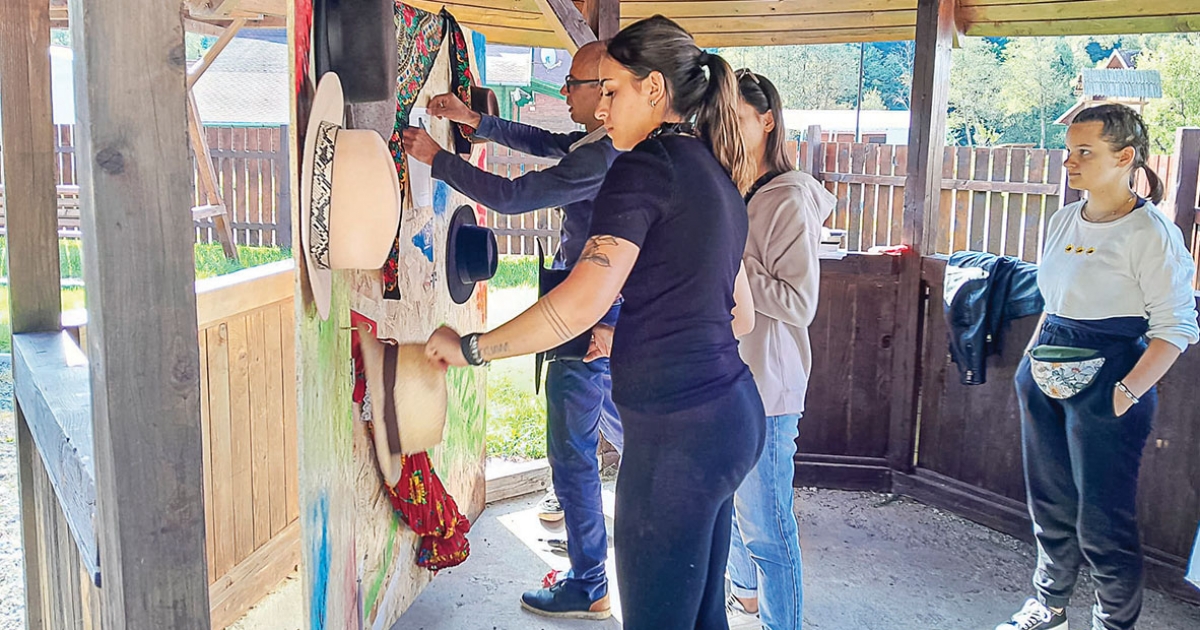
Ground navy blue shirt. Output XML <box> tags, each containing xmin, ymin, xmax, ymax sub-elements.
<box><xmin>587</xmin><ymin>134</ymin><xmax>751</xmax><ymax>413</ymax></box>
<box><xmin>431</xmin><ymin>115</ymin><xmax>619</xmax><ymax>269</ymax></box>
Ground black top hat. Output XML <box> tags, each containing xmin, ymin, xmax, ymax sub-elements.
<box><xmin>446</xmin><ymin>205</ymin><xmax>498</xmax><ymax>304</ymax></box>
<box><xmin>313</xmin><ymin>0</ymin><xmax>397</xmax><ymax>103</ymax></box>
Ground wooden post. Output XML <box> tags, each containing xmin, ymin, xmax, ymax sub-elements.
<box><xmin>804</xmin><ymin>125</ymin><xmax>824</xmax><ymax>180</ymax></box>
<box><xmin>68</xmin><ymin>0</ymin><xmax>212</xmax><ymax>625</ymax></box>
<box><xmin>0</xmin><ymin>0</ymin><xmax>59</xmax><ymax>626</ymax></box>
<box><xmin>581</xmin><ymin>0</ymin><xmax>619</xmax><ymax>40</ymax></box>
<box><xmin>533</xmin><ymin>0</ymin><xmax>597</xmax><ymax>52</ymax></box>
<box><xmin>276</xmin><ymin>124</ymin><xmax>293</xmax><ymax>249</ymax></box>
<box><xmin>887</xmin><ymin>0</ymin><xmax>955</xmax><ymax>475</ymax></box>
<box><xmin>1171</xmin><ymin>127</ymin><xmax>1200</xmax><ymax>251</ymax></box>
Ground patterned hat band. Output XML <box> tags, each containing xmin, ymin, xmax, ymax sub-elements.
<box><xmin>309</xmin><ymin>121</ymin><xmax>339</xmax><ymax>270</ymax></box>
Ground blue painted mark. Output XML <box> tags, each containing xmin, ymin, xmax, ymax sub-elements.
<box><xmin>433</xmin><ymin>180</ymin><xmax>450</xmax><ymax>217</ymax></box>
<box><xmin>308</xmin><ymin>493</ymin><xmax>330</xmax><ymax>630</ymax></box>
<box><xmin>412</xmin><ymin>218</ymin><xmax>436</xmax><ymax>262</ymax></box>
<box><xmin>473</xmin><ymin>31</ymin><xmax>488</xmax><ymax>84</ymax></box>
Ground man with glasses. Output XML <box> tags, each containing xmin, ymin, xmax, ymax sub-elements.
<box><xmin>403</xmin><ymin>40</ymin><xmax>622</xmax><ymax>621</ymax></box>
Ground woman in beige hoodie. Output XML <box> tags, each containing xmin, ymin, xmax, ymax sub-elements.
<box><xmin>725</xmin><ymin>70</ymin><xmax>836</xmax><ymax>630</ymax></box>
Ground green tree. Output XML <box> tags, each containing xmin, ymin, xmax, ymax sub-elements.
<box><xmin>717</xmin><ymin>44</ymin><xmax>861</xmax><ymax>110</ymax></box>
<box><xmin>948</xmin><ymin>37</ymin><xmax>1006</xmax><ymax>145</ymax></box>
<box><xmin>999</xmin><ymin>37</ymin><xmax>1079</xmax><ymax>148</ymax></box>
<box><xmin>1138</xmin><ymin>34</ymin><xmax>1200</xmax><ymax>153</ymax></box>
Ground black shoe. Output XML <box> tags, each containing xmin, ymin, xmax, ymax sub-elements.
<box><xmin>995</xmin><ymin>598</ymin><xmax>1068</xmax><ymax>630</ymax></box>
<box><xmin>520</xmin><ymin>580</ymin><xmax>611</xmax><ymax>620</ymax></box>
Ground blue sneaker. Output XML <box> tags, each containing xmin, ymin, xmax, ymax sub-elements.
<box><xmin>520</xmin><ymin>580</ymin><xmax>611</xmax><ymax>620</ymax></box>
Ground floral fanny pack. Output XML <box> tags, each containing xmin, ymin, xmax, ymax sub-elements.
<box><xmin>1027</xmin><ymin>345</ymin><xmax>1105</xmax><ymax>399</ymax></box>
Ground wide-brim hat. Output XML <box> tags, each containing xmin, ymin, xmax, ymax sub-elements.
<box><xmin>301</xmin><ymin>72</ymin><xmax>402</xmax><ymax>320</ymax></box>
<box><xmin>445</xmin><ymin>204</ymin><xmax>498</xmax><ymax>304</ymax></box>
<box><xmin>313</xmin><ymin>0</ymin><xmax>397</xmax><ymax>103</ymax></box>
<box><xmin>358</xmin><ymin>323</ymin><xmax>448</xmax><ymax>485</ymax></box>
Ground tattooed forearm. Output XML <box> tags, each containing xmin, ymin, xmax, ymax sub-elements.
<box><xmin>578</xmin><ymin>235</ymin><xmax>618</xmax><ymax>268</ymax></box>
<box><xmin>482</xmin><ymin>342</ymin><xmax>509</xmax><ymax>360</ymax></box>
<box><xmin>538</xmin><ymin>298</ymin><xmax>575</xmax><ymax>341</ymax></box>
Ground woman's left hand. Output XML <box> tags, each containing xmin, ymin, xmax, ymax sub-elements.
<box><xmin>1112</xmin><ymin>387</ymin><xmax>1134</xmax><ymax>417</ymax></box>
<box><xmin>425</xmin><ymin>325</ymin><xmax>468</xmax><ymax>370</ymax></box>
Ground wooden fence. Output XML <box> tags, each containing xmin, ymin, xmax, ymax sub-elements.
<box><xmin>484</xmin><ymin>143</ymin><xmax>563</xmax><ymax>256</ymax></box>
<box><xmin>0</xmin><ymin>124</ymin><xmax>291</xmax><ymax>247</ymax></box>
<box><xmin>60</xmin><ymin>261</ymin><xmax>300</xmax><ymax>629</ymax></box>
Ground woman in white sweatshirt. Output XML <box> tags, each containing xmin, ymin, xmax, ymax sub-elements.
<box><xmin>996</xmin><ymin>104</ymin><xmax>1198</xmax><ymax>630</ymax></box>
<box><xmin>724</xmin><ymin>69</ymin><xmax>835</xmax><ymax>630</ymax></box>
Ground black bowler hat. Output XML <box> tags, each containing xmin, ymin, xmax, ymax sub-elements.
<box><xmin>445</xmin><ymin>205</ymin><xmax>498</xmax><ymax>304</ymax></box>
<box><xmin>313</xmin><ymin>0</ymin><xmax>396</xmax><ymax>103</ymax></box>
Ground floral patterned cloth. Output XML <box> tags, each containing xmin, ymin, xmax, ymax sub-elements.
<box><xmin>442</xmin><ymin>9</ymin><xmax>477</xmax><ymax>155</ymax></box>
<box><xmin>350</xmin><ymin>310</ymin><xmax>471</xmax><ymax>571</ymax></box>
<box><xmin>1028</xmin><ymin>355</ymin><xmax>1106</xmax><ymax>399</ymax></box>
<box><xmin>382</xmin><ymin>2</ymin><xmax>446</xmax><ymax>300</ymax></box>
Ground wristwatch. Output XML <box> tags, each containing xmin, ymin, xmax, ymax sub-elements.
<box><xmin>460</xmin><ymin>332</ymin><xmax>489</xmax><ymax>367</ymax></box>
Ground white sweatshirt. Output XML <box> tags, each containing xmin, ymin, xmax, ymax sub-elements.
<box><xmin>738</xmin><ymin>170</ymin><xmax>837</xmax><ymax>416</ymax></box>
<box><xmin>1039</xmin><ymin>200</ymin><xmax>1199</xmax><ymax>351</ymax></box>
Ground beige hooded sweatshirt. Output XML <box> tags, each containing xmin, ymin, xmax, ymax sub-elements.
<box><xmin>739</xmin><ymin>170</ymin><xmax>837</xmax><ymax>416</ymax></box>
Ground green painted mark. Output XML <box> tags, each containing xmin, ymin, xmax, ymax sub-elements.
<box><xmin>364</xmin><ymin>515</ymin><xmax>401</xmax><ymax>615</ymax></box>
<box><xmin>435</xmin><ymin>365</ymin><xmax>486</xmax><ymax>471</ymax></box>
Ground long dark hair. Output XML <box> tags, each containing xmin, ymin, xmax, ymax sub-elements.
<box><xmin>737</xmin><ymin>69</ymin><xmax>795</xmax><ymax>182</ymax></box>
<box><xmin>1073</xmin><ymin>104</ymin><xmax>1163</xmax><ymax>204</ymax></box>
<box><xmin>606</xmin><ymin>16</ymin><xmax>753</xmax><ymax>192</ymax></box>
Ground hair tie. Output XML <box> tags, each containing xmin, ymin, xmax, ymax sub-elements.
<box><xmin>698</xmin><ymin>51</ymin><xmax>711</xmax><ymax>65</ymax></box>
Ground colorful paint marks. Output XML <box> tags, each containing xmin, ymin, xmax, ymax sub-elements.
<box><xmin>432</xmin><ymin>179</ymin><xmax>450</xmax><ymax>217</ymax></box>
<box><xmin>412</xmin><ymin>218</ymin><xmax>436</xmax><ymax>262</ymax></box>
<box><xmin>308</xmin><ymin>492</ymin><xmax>331</xmax><ymax>630</ymax></box>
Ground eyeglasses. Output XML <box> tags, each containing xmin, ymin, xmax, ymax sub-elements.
<box><xmin>564</xmin><ymin>75</ymin><xmax>601</xmax><ymax>91</ymax></box>
<box><xmin>735</xmin><ymin>68</ymin><xmax>760</xmax><ymax>84</ymax></box>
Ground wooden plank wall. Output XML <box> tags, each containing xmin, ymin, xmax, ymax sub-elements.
<box><xmin>914</xmin><ymin>256</ymin><xmax>1200</xmax><ymax>601</ymax></box>
<box><xmin>795</xmin><ymin>254</ymin><xmax>901</xmax><ymax>489</ymax></box>
<box><xmin>195</xmin><ymin>263</ymin><xmax>300</xmax><ymax>630</ymax></box>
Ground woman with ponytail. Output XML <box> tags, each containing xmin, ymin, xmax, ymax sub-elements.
<box><xmin>426</xmin><ymin>15</ymin><xmax>764</xmax><ymax>628</ymax></box>
<box><xmin>997</xmin><ymin>104</ymin><xmax>1198</xmax><ymax>630</ymax></box>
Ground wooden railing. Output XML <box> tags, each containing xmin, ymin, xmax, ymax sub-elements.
<box><xmin>53</xmin><ymin>260</ymin><xmax>299</xmax><ymax>629</ymax></box>
<box><xmin>0</xmin><ymin>124</ymin><xmax>291</xmax><ymax>247</ymax></box>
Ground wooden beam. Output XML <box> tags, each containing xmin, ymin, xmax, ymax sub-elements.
<box><xmin>12</xmin><ymin>332</ymin><xmax>99</xmax><ymax>584</ymax></box>
<box><xmin>532</xmin><ymin>0</ymin><xmax>596</xmax><ymax>52</ymax></box>
<box><xmin>187</xmin><ymin>17</ymin><xmax>246</xmax><ymax>89</ymax></box>
<box><xmin>888</xmin><ymin>0</ymin><xmax>955</xmax><ymax>475</ymax></box>
<box><xmin>1</xmin><ymin>1</ymin><xmax>60</xmax><ymax>624</ymax></box>
<box><xmin>623</xmin><ymin>0</ymin><xmax>918</xmax><ymax>18</ymax></box>
<box><xmin>188</xmin><ymin>92</ymin><xmax>240</xmax><ymax>259</ymax></box>
<box><xmin>1171</xmin><ymin>127</ymin><xmax>1199</xmax><ymax>249</ymax></box>
<box><xmin>582</xmin><ymin>0</ymin><xmax>619</xmax><ymax>40</ymax></box>
<box><xmin>961</xmin><ymin>0</ymin><xmax>1200</xmax><ymax>24</ymax></box>
<box><xmin>967</xmin><ymin>14</ymin><xmax>1200</xmax><ymax>37</ymax></box>
<box><xmin>692</xmin><ymin>26</ymin><xmax>917</xmax><ymax>47</ymax></box>
<box><xmin>67</xmin><ymin>0</ymin><xmax>212</xmax><ymax>624</ymax></box>
<box><xmin>659</xmin><ymin>10</ymin><xmax>918</xmax><ymax>34</ymax></box>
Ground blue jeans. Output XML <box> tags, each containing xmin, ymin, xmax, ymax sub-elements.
<box><xmin>728</xmin><ymin>413</ymin><xmax>803</xmax><ymax>630</ymax></box>
<box><xmin>545</xmin><ymin>304</ymin><xmax>622</xmax><ymax>600</ymax></box>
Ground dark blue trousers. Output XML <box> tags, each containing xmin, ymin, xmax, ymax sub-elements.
<box><xmin>1016</xmin><ymin>316</ymin><xmax>1155</xmax><ymax>630</ymax></box>
<box><xmin>545</xmin><ymin>304</ymin><xmax>622</xmax><ymax>600</ymax></box>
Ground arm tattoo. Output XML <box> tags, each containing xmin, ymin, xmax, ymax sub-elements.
<box><xmin>538</xmin><ymin>298</ymin><xmax>574</xmax><ymax>342</ymax></box>
<box><xmin>578</xmin><ymin>235</ymin><xmax>618</xmax><ymax>268</ymax></box>
<box><xmin>482</xmin><ymin>342</ymin><xmax>509</xmax><ymax>360</ymax></box>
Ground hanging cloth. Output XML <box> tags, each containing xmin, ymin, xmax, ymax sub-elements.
<box><xmin>442</xmin><ymin>9</ymin><xmax>477</xmax><ymax>155</ymax></box>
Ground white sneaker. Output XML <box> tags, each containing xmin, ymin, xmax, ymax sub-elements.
<box><xmin>725</xmin><ymin>593</ymin><xmax>761</xmax><ymax>630</ymax></box>
<box><xmin>537</xmin><ymin>489</ymin><xmax>564</xmax><ymax>522</ymax></box>
<box><xmin>995</xmin><ymin>598</ymin><xmax>1068</xmax><ymax>630</ymax></box>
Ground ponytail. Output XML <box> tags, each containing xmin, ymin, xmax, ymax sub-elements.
<box><xmin>607</xmin><ymin>15</ymin><xmax>754</xmax><ymax>192</ymax></box>
<box><xmin>695</xmin><ymin>54</ymin><xmax>754</xmax><ymax>193</ymax></box>
<box><xmin>1141</xmin><ymin>164</ymin><xmax>1164</xmax><ymax>205</ymax></box>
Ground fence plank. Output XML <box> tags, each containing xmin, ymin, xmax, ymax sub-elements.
<box><xmin>875</xmin><ymin>145</ymin><xmax>894</xmax><ymax>247</ymax></box>
<box><xmin>263</xmin><ymin>304</ymin><xmax>288</xmax><ymax>536</ymax></box>
<box><xmin>199</xmin><ymin>332</ymin><xmax>215</xmax><ymax>582</ymax></box>
<box><xmin>891</xmin><ymin>145</ymin><xmax>908</xmax><ymax>245</ymax></box>
<box><xmin>226</xmin><ymin>316</ymin><xmax>255</xmax><ymax>565</ymax></box>
<box><xmin>248</xmin><ymin>310</ymin><xmax>272</xmax><ymax>550</ymax></box>
<box><xmin>951</xmin><ymin>147</ymin><xmax>971</xmax><ymax>252</ymax></box>
<box><xmin>969</xmin><ymin>148</ymin><xmax>989</xmax><ymax>251</ymax></box>
<box><xmin>1043</xmin><ymin>152</ymin><xmax>1065</xmax><ymax>262</ymax></box>
<box><xmin>988</xmin><ymin>147</ymin><xmax>1008</xmax><ymax>255</ymax></box>
<box><xmin>835</xmin><ymin>143</ymin><xmax>851</xmax><ymax>237</ymax></box>
<box><xmin>936</xmin><ymin>146</ymin><xmax>954</xmax><ymax>254</ymax></box>
<box><xmin>206</xmin><ymin>324</ymin><xmax>236</xmax><ymax>578</ymax></box>
<box><xmin>848</xmin><ymin>144</ymin><xmax>866</xmax><ymax>252</ymax></box>
<box><xmin>247</xmin><ymin>129</ymin><xmax>263</xmax><ymax>247</ymax></box>
<box><xmin>1005</xmin><ymin>149</ymin><xmax>1027</xmax><ymax>258</ymax></box>
<box><xmin>1023</xmin><ymin>150</ymin><xmax>1047</xmax><ymax>261</ymax></box>
<box><xmin>281</xmin><ymin>303</ymin><xmax>299</xmax><ymax>523</ymax></box>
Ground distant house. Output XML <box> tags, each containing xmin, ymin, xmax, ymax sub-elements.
<box><xmin>783</xmin><ymin>110</ymin><xmax>911</xmax><ymax>144</ymax></box>
<box><xmin>1055</xmin><ymin>49</ymin><xmax>1162</xmax><ymax>125</ymax></box>
<box><xmin>483</xmin><ymin>44</ymin><xmax>575</xmax><ymax>133</ymax></box>
<box><xmin>39</xmin><ymin>37</ymin><xmax>289</xmax><ymax>126</ymax></box>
